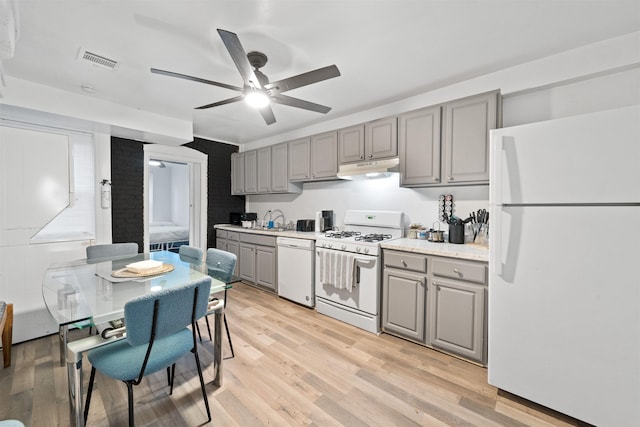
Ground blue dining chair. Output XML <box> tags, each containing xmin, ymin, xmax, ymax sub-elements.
<box><xmin>206</xmin><ymin>248</ymin><xmax>237</xmax><ymax>359</ymax></box>
<box><xmin>178</xmin><ymin>245</ymin><xmax>203</xmax><ymax>262</ymax></box>
<box><xmin>86</xmin><ymin>242</ymin><xmax>139</xmax><ymax>260</ymax></box>
<box><xmin>84</xmin><ymin>276</ymin><xmax>212</xmax><ymax>426</ymax></box>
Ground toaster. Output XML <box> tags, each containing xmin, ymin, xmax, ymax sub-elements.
<box><xmin>296</xmin><ymin>219</ymin><xmax>315</xmax><ymax>232</ymax></box>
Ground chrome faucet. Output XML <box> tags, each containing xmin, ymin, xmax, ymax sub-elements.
<box><xmin>271</xmin><ymin>209</ymin><xmax>285</xmax><ymax>227</ymax></box>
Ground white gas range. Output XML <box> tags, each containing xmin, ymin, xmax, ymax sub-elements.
<box><xmin>315</xmin><ymin>210</ymin><xmax>404</xmax><ymax>333</ymax></box>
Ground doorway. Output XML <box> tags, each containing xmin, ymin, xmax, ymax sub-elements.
<box><xmin>143</xmin><ymin>145</ymin><xmax>207</xmax><ymax>253</ymax></box>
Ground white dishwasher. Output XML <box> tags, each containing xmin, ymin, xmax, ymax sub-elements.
<box><xmin>277</xmin><ymin>237</ymin><xmax>315</xmax><ymax>307</ymax></box>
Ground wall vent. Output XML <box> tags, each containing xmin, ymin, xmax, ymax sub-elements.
<box><xmin>77</xmin><ymin>48</ymin><xmax>119</xmax><ymax>70</ymax></box>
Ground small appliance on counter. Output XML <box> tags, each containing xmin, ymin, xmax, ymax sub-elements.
<box><xmin>229</xmin><ymin>212</ymin><xmax>257</xmax><ymax>226</ymax></box>
<box><xmin>296</xmin><ymin>219</ymin><xmax>316</xmax><ymax>232</ymax></box>
<box><xmin>321</xmin><ymin>210</ymin><xmax>334</xmax><ymax>232</ymax></box>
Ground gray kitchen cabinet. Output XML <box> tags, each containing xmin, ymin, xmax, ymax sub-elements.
<box><xmin>382</xmin><ymin>249</ymin><xmax>488</xmax><ymax>365</ymax></box>
<box><xmin>338</xmin><ymin>124</ymin><xmax>365</xmax><ymax>163</ymax></box>
<box><xmin>239</xmin><ymin>233</ymin><xmax>278</xmax><ymax>292</ymax></box>
<box><xmin>215</xmin><ymin>229</ymin><xmax>227</xmax><ymax>251</ymax></box>
<box><xmin>225</xmin><ymin>231</ymin><xmax>240</xmax><ymax>277</ymax></box>
<box><xmin>310</xmin><ymin>131</ymin><xmax>338</xmax><ymax>179</ymax></box>
<box><xmin>364</xmin><ymin>116</ymin><xmax>398</xmax><ymax>161</ymax></box>
<box><xmin>289</xmin><ymin>132</ymin><xmax>338</xmax><ymax>181</ymax></box>
<box><xmin>239</xmin><ymin>243</ymin><xmax>256</xmax><ymax>282</ymax></box>
<box><xmin>257</xmin><ymin>146</ymin><xmax>271</xmax><ymax>193</ymax></box>
<box><xmin>244</xmin><ymin>150</ymin><xmax>258</xmax><ymax>193</ymax></box>
<box><xmin>399</xmin><ymin>106</ymin><xmax>442</xmax><ymax>185</ymax></box>
<box><xmin>442</xmin><ymin>91</ymin><xmax>498</xmax><ymax>184</ymax></box>
<box><xmin>399</xmin><ymin>90</ymin><xmax>499</xmax><ymax>187</ymax></box>
<box><xmin>231</xmin><ymin>152</ymin><xmax>245</xmax><ymax>195</ymax></box>
<box><xmin>382</xmin><ymin>250</ymin><xmax>428</xmax><ymax>343</ymax></box>
<box><xmin>429</xmin><ymin>256</ymin><xmax>487</xmax><ymax>364</ymax></box>
<box><xmin>271</xmin><ymin>143</ymin><xmax>302</xmax><ymax>193</ymax></box>
<box><xmin>288</xmin><ymin>137</ymin><xmax>311</xmax><ymax>180</ymax></box>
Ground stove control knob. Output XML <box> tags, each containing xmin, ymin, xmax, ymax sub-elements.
<box><xmin>341</xmin><ymin>244</ymin><xmax>346</xmax><ymax>251</ymax></box>
<box><xmin>363</xmin><ymin>247</ymin><xmax>370</xmax><ymax>254</ymax></box>
<box><xmin>320</xmin><ymin>242</ymin><xmax>326</xmax><ymax>248</ymax></box>
<box><xmin>356</xmin><ymin>247</ymin><xmax>361</xmax><ymax>253</ymax></box>
<box><xmin>327</xmin><ymin>243</ymin><xmax>333</xmax><ymax>249</ymax></box>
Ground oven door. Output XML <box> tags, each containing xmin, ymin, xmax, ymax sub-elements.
<box><xmin>315</xmin><ymin>247</ymin><xmax>380</xmax><ymax>315</ymax></box>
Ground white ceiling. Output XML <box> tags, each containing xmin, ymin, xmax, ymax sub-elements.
<box><xmin>5</xmin><ymin>0</ymin><xmax>640</xmax><ymax>144</ymax></box>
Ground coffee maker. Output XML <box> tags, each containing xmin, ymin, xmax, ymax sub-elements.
<box><xmin>321</xmin><ymin>210</ymin><xmax>334</xmax><ymax>232</ymax></box>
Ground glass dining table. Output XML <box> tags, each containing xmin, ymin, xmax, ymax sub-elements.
<box><xmin>42</xmin><ymin>250</ymin><xmax>234</xmax><ymax>427</ymax></box>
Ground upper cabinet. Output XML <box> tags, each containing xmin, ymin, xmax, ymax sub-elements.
<box><xmin>338</xmin><ymin>117</ymin><xmax>398</xmax><ymax>165</ymax></box>
<box><xmin>289</xmin><ymin>131</ymin><xmax>338</xmax><ymax>181</ymax></box>
<box><xmin>399</xmin><ymin>90</ymin><xmax>500</xmax><ymax>187</ymax></box>
<box><xmin>232</xmin><ymin>143</ymin><xmax>301</xmax><ymax>195</ymax></box>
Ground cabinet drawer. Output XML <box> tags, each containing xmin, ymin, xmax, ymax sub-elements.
<box><xmin>226</xmin><ymin>231</ymin><xmax>239</xmax><ymax>241</ymax></box>
<box><xmin>216</xmin><ymin>230</ymin><xmax>227</xmax><ymax>239</ymax></box>
<box><xmin>384</xmin><ymin>250</ymin><xmax>427</xmax><ymax>273</ymax></box>
<box><xmin>432</xmin><ymin>257</ymin><xmax>486</xmax><ymax>284</ymax></box>
<box><xmin>240</xmin><ymin>233</ymin><xmax>276</xmax><ymax>247</ymax></box>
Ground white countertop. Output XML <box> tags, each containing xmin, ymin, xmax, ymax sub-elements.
<box><xmin>216</xmin><ymin>224</ymin><xmax>488</xmax><ymax>261</ymax></box>
<box><xmin>381</xmin><ymin>238</ymin><xmax>489</xmax><ymax>262</ymax></box>
<box><xmin>214</xmin><ymin>224</ymin><xmax>321</xmax><ymax>240</ymax></box>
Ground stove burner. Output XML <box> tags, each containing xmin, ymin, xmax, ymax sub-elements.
<box><xmin>355</xmin><ymin>233</ymin><xmax>393</xmax><ymax>243</ymax></box>
<box><xmin>324</xmin><ymin>230</ymin><xmax>361</xmax><ymax>239</ymax></box>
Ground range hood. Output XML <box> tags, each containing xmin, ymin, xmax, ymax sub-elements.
<box><xmin>337</xmin><ymin>157</ymin><xmax>400</xmax><ymax>180</ymax></box>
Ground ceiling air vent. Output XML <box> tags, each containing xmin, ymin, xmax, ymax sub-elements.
<box><xmin>77</xmin><ymin>48</ymin><xmax>119</xmax><ymax>70</ymax></box>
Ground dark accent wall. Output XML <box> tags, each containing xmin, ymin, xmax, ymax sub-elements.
<box><xmin>185</xmin><ymin>137</ymin><xmax>245</xmax><ymax>246</ymax></box>
<box><xmin>110</xmin><ymin>136</ymin><xmax>243</xmax><ymax>249</ymax></box>
<box><xmin>111</xmin><ymin>137</ymin><xmax>144</xmax><ymax>249</ymax></box>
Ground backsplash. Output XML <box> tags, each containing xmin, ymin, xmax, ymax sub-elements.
<box><xmin>245</xmin><ymin>174</ymin><xmax>489</xmax><ymax>231</ymax></box>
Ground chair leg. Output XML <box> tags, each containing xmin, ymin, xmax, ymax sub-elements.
<box><xmin>223</xmin><ymin>314</ymin><xmax>235</xmax><ymax>359</ymax></box>
<box><xmin>126</xmin><ymin>381</ymin><xmax>135</xmax><ymax>427</ymax></box>
<box><xmin>84</xmin><ymin>367</ymin><xmax>97</xmax><ymax>424</ymax></box>
<box><xmin>169</xmin><ymin>363</ymin><xmax>176</xmax><ymax>395</ymax></box>
<box><xmin>205</xmin><ymin>315</ymin><xmax>212</xmax><ymax>341</ymax></box>
<box><xmin>166</xmin><ymin>366</ymin><xmax>171</xmax><ymax>387</ymax></box>
<box><xmin>2</xmin><ymin>303</ymin><xmax>12</xmax><ymax>368</ymax></box>
<box><xmin>193</xmin><ymin>350</ymin><xmax>212</xmax><ymax>423</ymax></box>
<box><xmin>195</xmin><ymin>322</ymin><xmax>202</xmax><ymax>342</ymax></box>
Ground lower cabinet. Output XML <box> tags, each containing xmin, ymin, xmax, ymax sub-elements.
<box><xmin>382</xmin><ymin>249</ymin><xmax>487</xmax><ymax>365</ymax></box>
<box><xmin>238</xmin><ymin>233</ymin><xmax>277</xmax><ymax>292</ymax></box>
<box><xmin>215</xmin><ymin>230</ymin><xmax>240</xmax><ymax>277</ymax></box>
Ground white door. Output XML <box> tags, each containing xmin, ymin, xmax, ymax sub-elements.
<box><xmin>488</xmin><ymin>204</ymin><xmax>640</xmax><ymax>427</ymax></box>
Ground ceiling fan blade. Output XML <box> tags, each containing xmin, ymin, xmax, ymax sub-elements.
<box><xmin>217</xmin><ymin>29</ymin><xmax>262</xmax><ymax>89</ymax></box>
<box><xmin>258</xmin><ymin>105</ymin><xmax>276</xmax><ymax>125</ymax></box>
<box><xmin>272</xmin><ymin>94</ymin><xmax>332</xmax><ymax>114</ymax></box>
<box><xmin>264</xmin><ymin>65</ymin><xmax>340</xmax><ymax>95</ymax></box>
<box><xmin>195</xmin><ymin>95</ymin><xmax>244</xmax><ymax>110</ymax></box>
<box><xmin>151</xmin><ymin>68</ymin><xmax>243</xmax><ymax>92</ymax></box>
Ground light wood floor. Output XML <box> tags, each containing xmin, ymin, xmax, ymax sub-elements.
<box><xmin>1</xmin><ymin>282</ymin><xmax>590</xmax><ymax>427</ymax></box>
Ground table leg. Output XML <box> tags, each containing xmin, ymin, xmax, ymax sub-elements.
<box><xmin>67</xmin><ymin>356</ymin><xmax>84</xmax><ymax>427</ymax></box>
<box><xmin>212</xmin><ymin>308</ymin><xmax>223</xmax><ymax>387</ymax></box>
<box><xmin>59</xmin><ymin>324</ymin><xmax>68</xmax><ymax>366</ymax></box>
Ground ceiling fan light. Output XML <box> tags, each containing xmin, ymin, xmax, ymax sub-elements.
<box><xmin>244</xmin><ymin>91</ymin><xmax>270</xmax><ymax>108</ymax></box>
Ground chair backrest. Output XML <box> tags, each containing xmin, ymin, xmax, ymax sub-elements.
<box><xmin>86</xmin><ymin>243</ymin><xmax>139</xmax><ymax>260</ymax></box>
<box><xmin>124</xmin><ymin>276</ymin><xmax>211</xmax><ymax>347</ymax></box>
<box><xmin>206</xmin><ymin>248</ymin><xmax>237</xmax><ymax>283</ymax></box>
<box><xmin>179</xmin><ymin>245</ymin><xmax>203</xmax><ymax>261</ymax></box>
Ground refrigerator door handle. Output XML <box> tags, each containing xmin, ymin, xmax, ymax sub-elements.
<box><xmin>490</xmin><ymin>135</ymin><xmax>505</xmax><ymax>205</ymax></box>
<box><xmin>490</xmin><ymin>205</ymin><xmax>503</xmax><ymax>276</ymax></box>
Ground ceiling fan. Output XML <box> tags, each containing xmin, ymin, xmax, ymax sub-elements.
<box><xmin>151</xmin><ymin>29</ymin><xmax>341</xmax><ymax>125</ymax></box>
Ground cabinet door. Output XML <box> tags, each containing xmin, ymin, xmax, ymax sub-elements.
<box><xmin>238</xmin><ymin>243</ymin><xmax>255</xmax><ymax>282</ymax></box>
<box><xmin>288</xmin><ymin>137</ymin><xmax>311</xmax><ymax>181</ymax></box>
<box><xmin>226</xmin><ymin>240</ymin><xmax>240</xmax><ymax>277</ymax></box>
<box><xmin>231</xmin><ymin>152</ymin><xmax>245</xmax><ymax>195</ymax></box>
<box><xmin>215</xmin><ymin>238</ymin><xmax>227</xmax><ymax>251</ymax></box>
<box><xmin>311</xmin><ymin>131</ymin><xmax>338</xmax><ymax>179</ymax></box>
<box><xmin>270</xmin><ymin>143</ymin><xmax>288</xmax><ymax>192</ymax></box>
<box><xmin>442</xmin><ymin>91</ymin><xmax>497</xmax><ymax>184</ymax></box>
<box><xmin>338</xmin><ymin>124</ymin><xmax>365</xmax><ymax>164</ymax></box>
<box><xmin>382</xmin><ymin>268</ymin><xmax>426</xmax><ymax>342</ymax></box>
<box><xmin>244</xmin><ymin>150</ymin><xmax>258</xmax><ymax>193</ymax></box>
<box><xmin>365</xmin><ymin>116</ymin><xmax>398</xmax><ymax>160</ymax></box>
<box><xmin>255</xmin><ymin>245</ymin><xmax>276</xmax><ymax>291</ymax></box>
<box><xmin>257</xmin><ymin>147</ymin><xmax>271</xmax><ymax>193</ymax></box>
<box><xmin>399</xmin><ymin>106</ymin><xmax>441</xmax><ymax>186</ymax></box>
<box><xmin>429</xmin><ymin>278</ymin><xmax>485</xmax><ymax>363</ymax></box>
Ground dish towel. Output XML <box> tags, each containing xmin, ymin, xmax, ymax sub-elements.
<box><xmin>319</xmin><ymin>249</ymin><xmax>334</xmax><ymax>286</ymax></box>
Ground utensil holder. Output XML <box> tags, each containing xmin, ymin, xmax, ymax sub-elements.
<box><xmin>449</xmin><ymin>223</ymin><xmax>465</xmax><ymax>244</ymax></box>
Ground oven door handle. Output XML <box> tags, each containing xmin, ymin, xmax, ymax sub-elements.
<box><xmin>354</xmin><ymin>257</ymin><xmax>376</xmax><ymax>267</ymax></box>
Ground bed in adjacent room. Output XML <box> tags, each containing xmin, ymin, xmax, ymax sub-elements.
<box><xmin>149</xmin><ymin>221</ymin><xmax>189</xmax><ymax>251</ymax></box>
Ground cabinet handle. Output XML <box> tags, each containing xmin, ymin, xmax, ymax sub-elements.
<box><xmin>360</xmin><ymin>155</ymin><xmax>364</xmax><ymax>159</ymax></box>
<box><xmin>453</xmin><ymin>268</ymin><xmax>462</xmax><ymax>276</ymax></box>
<box><xmin>448</xmin><ymin>176</ymin><xmax>454</xmax><ymax>181</ymax></box>
<box><xmin>401</xmin><ymin>260</ymin><xmax>407</xmax><ymax>267</ymax></box>
<box><xmin>432</xmin><ymin>177</ymin><xmax>439</xmax><ymax>181</ymax></box>
<box><xmin>368</xmin><ymin>154</ymin><xmax>373</xmax><ymax>159</ymax></box>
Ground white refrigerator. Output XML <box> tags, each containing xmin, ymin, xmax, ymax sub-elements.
<box><xmin>488</xmin><ymin>105</ymin><xmax>640</xmax><ymax>427</ymax></box>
